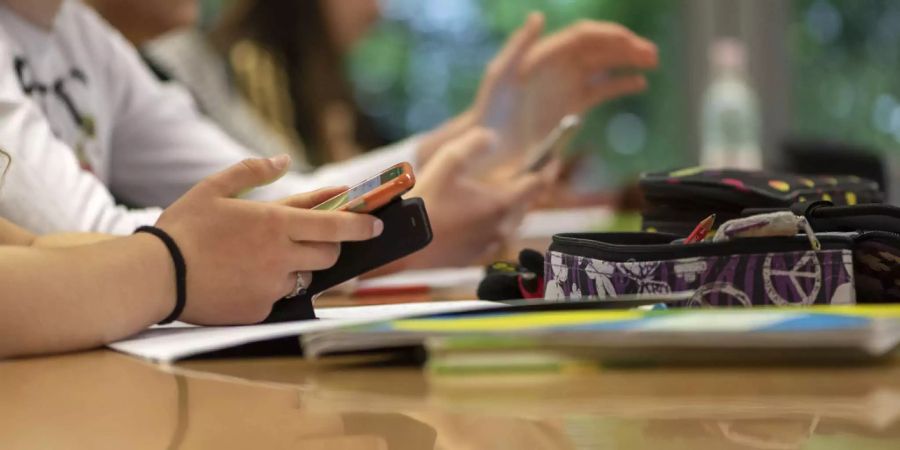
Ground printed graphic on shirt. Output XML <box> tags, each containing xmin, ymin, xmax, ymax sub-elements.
<box><xmin>14</xmin><ymin>56</ymin><xmax>97</xmax><ymax>172</ymax></box>
<box><xmin>0</xmin><ymin>146</ymin><xmax>9</xmax><ymax>187</ymax></box>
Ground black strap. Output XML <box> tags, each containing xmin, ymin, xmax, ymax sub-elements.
<box><xmin>134</xmin><ymin>226</ymin><xmax>187</xmax><ymax>324</ymax></box>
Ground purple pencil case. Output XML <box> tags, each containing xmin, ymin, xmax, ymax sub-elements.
<box><xmin>544</xmin><ymin>232</ymin><xmax>861</xmax><ymax>306</ymax></box>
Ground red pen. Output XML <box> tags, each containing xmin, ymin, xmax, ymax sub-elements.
<box><xmin>685</xmin><ymin>214</ymin><xmax>716</xmax><ymax>244</ymax></box>
<box><xmin>353</xmin><ymin>285</ymin><xmax>431</xmax><ymax>297</ymax></box>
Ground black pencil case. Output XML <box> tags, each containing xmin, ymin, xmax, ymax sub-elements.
<box><xmin>640</xmin><ymin>167</ymin><xmax>883</xmax><ymax>235</ymax></box>
<box><xmin>786</xmin><ymin>201</ymin><xmax>900</xmax><ymax>301</ymax></box>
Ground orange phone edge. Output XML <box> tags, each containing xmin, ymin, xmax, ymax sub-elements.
<box><xmin>315</xmin><ymin>162</ymin><xmax>415</xmax><ymax>213</ymax></box>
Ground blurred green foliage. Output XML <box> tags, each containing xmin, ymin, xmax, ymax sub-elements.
<box><xmin>791</xmin><ymin>0</ymin><xmax>900</xmax><ymax>154</ymax></box>
<box><xmin>348</xmin><ymin>0</ymin><xmax>687</xmax><ymax>187</ymax></box>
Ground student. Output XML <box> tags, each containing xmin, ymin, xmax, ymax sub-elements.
<box><xmin>1</xmin><ymin>124</ymin><xmax>513</xmax><ymax>359</ymax></box>
<box><xmin>93</xmin><ymin>0</ymin><xmax>657</xmax><ymax>175</ymax></box>
<box><xmin>150</xmin><ymin>0</ymin><xmax>405</xmax><ymax>166</ymax></box>
<box><xmin>0</xmin><ymin>150</ymin><xmax>386</xmax><ymax>358</ymax></box>
<box><xmin>0</xmin><ymin>0</ymin><xmax>654</xmax><ymax>269</ymax></box>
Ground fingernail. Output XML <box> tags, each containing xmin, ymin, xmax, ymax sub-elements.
<box><xmin>373</xmin><ymin>219</ymin><xmax>384</xmax><ymax>237</ymax></box>
<box><xmin>269</xmin><ymin>154</ymin><xmax>291</xmax><ymax>170</ymax></box>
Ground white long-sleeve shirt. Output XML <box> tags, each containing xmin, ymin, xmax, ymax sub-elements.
<box><xmin>0</xmin><ymin>1</ymin><xmax>416</xmax><ymax>234</ymax></box>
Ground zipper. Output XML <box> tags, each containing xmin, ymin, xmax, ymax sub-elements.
<box><xmin>854</xmin><ymin>230</ymin><xmax>900</xmax><ymax>244</ymax></box>
<box><xmin>550</xmin><ymin>233</ymin><xmax>855</xmax><ymax>263</ymax></box>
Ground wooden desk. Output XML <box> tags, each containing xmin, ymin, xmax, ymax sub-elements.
<box><xmin>4</xmin><ymin>350</ymin><xmax>900</xmax><ymax>449</ymax></box>
<box><xmin>3</xmin><ymin>224</ymin><xmax>900</xmax><ymax>449</ymax></box>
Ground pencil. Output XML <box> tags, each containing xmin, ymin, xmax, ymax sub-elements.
<box><xmin>685</xmin><ymin>214</ymin><xmax>716</xmax><ymax>243</ymax></box>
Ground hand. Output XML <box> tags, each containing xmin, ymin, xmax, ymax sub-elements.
<box><xmin>402</xmin><ymin>128</ymin><xmax>558</xmax><ymax>269</ymax></box>
<box><xmin>155</xmin><ymin>155</ymin><xmax>383</xmax><ymax>325</ymax></box>
<box><xmin>470</xmin><ymin>13</ymin><xmax>658</xmax><ymax>158</ymax></box>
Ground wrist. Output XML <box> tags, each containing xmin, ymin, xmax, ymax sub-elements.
<box><xmin>134</xmin><ymin>226</ymin><xmax>188</xmax><ymax>324</ymax></box>
<box><xmin>130</xmin><ymin>233</ymin><xmax>178</xmax><ymax>323</ymax></box>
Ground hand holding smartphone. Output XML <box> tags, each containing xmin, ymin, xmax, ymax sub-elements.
<box><xmin>265</xmin><ymin>162</ymin><xmax>431</xmax><ymax>322</ymax></box>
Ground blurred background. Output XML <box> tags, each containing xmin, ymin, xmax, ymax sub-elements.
<box><xmin>192</xmin><ymin>0</ymin><xmax>899</xmax><ymax>195</ymax></box>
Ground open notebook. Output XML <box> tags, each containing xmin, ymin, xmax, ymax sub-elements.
<box><xmin>108</xmin><ymin>300</ymin><xmax>500</xmax><ymax>363</ymax></box>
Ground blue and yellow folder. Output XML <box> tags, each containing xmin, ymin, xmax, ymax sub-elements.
<box><xmin>303</xmin><ymin>305</ymin><xmax>900</xmax><ymax>370</ymax></box>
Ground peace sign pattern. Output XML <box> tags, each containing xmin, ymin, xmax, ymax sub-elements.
<box><xmin>544</xmin><ymin>249</ymin><xmax>855</xmax><ymax>306</ymax></box>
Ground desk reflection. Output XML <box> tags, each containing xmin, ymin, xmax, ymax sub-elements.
<box><xmin>4</xmin><ymin>351</ymin><xmax>900</xmax><ymax>449</ymax></box>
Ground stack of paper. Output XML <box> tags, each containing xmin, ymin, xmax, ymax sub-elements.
<box><xmin>302</xmin><ymin>306</ymin><xmax>900</xmax><ymax>368</ymax></box>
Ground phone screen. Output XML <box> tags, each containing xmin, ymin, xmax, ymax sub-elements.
<box><xmin>314</xmin><ymin>165</ymin><xmax>406</xmax><ymax>211</ymax></box>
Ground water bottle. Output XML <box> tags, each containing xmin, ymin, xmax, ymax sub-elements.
<box><xmin>700</xmin><ymin>38</ymin><xmax>763</xmax><ymax>170</ymax></box>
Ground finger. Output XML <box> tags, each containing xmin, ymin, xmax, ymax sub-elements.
<box><xmin>286</xmin><ymin>210</ymin><xmax>384</xmax><ymax>243</ymax></box>
<box><xmin>579</xmin><ymin>75</ymin><xmax>647</xmax><ymax>111</ymax></box>
<box><xmin>279</xmin><ymin>271</ymin><xmax>313</xmax><ymax>299</ymax></box>
<box><xmin>523</xmin><ymin>22</ymin><xmax>657</xmax><ymax>76</ymax></box>
<box><xmin>538</xmin><ymin>158</ymin><xmax>564</xmax><ymax>184</ymax></box>
<box><xmin>579</xmin><ymin>28</ymin><xmax>658</xmax><ymax>70</ymax></box>
<box><xmin>426</xmin><ymin>128</ymin><xmax>499</xmax><ymax>184</ymax></box>
<box><xmin>487</xmin><ymin>12</ymin><xmax>545</xmax><ymax>81</ymax></box>
<box><xmin>502</xmin><ymin>172</ymin><xmax>547</xmax><ymax>207</ymax></box>
<box><xmin>581</xmin><ymin>41</ymin><xmax>658</xmax><ymax>72</ymax></box>
<box><xmin>278</xmin><ymin>186</ymin><xmax>349</xmax><ymax>209</ymax></box>
<box><xmin>289</xmin><ymin>242</ymin><xmax>342</xmax><ymax>271</ymax></box>
<box><xmin>199</xmin><ymin>155</ymin><xmax>291</xmax><ymax>198</ymax></box>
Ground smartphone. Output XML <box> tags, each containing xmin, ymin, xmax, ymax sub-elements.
<box><xmin>264</xmin><ymin>197</ymin><xmax>434</xmax><ymax>323</ymax></box>
<box><xmin>314</xmin><ymin>162</ymin><xmax>415</xmax><ymax>213</ymax></box>
<box><xmin>520</xmin><ymin>114</ymin><xmax>581</xmax><ymax>174</ymax></box>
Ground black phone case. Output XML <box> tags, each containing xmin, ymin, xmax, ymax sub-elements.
<box><xmin>263</xmin><ymin>197</ymin><xmax>433</xmax><ymax>323</ymax></box>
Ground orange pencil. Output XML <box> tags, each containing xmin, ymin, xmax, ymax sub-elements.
<box><xmin>685</xmin><ymin>214</ymin><xmax>716</xmax><ymax>243</ymax></box>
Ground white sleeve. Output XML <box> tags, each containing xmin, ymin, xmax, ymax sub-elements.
<box><xmin>0</xmin><ymin>40</ymin><xmax>161</xmax><ymax>235</ymax></box>
<box><xmin>103</xmin><ymin>22</ymin><xmax>418</xmax><ymax>206</ymax></box>
<box><xmin>0</xmin><ymin>5</ymin><xmax>418</xmax><ymax>236</ymax></box>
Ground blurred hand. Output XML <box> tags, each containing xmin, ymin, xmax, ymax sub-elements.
<box><xmin>471</xmin><ymin>12</ymin><xmax>658</xmax><ymax>158</ymax></box>
<box><xmin>156</xmin><ymin>155</ymin><xmax>383</xmax><ymax>324</ymax></box>
<box><xmin>403</xmin><ymin>128</ymin><xmax>558</xmax><ymax>269</ymax></box>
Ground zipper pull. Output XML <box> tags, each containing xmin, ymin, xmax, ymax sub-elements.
<box><xmin>799</xmin><ymin>216</ymin><xmax>822</xmax><ymax>251</ymax></box>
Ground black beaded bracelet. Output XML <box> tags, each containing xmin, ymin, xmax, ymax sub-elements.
<box><xmin>134</xmin><ymin>226</ymin><xmax>187</xmax><ymax>324</ymax></box>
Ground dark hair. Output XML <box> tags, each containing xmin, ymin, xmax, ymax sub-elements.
<box><xmin>210</xmin><ymin>0</ymin><xmax>387</xmax><ymax>166</ymax></box>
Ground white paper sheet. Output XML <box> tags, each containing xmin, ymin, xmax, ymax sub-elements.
<box><xmin>354</xmin><ymin>267</ymin><xmax>484</xmax><ymax>291</ymax></box>
<box><xmin>108</xmin><ymin>300</ymin><xmax>500</xmax><ymax>363</ymax></box>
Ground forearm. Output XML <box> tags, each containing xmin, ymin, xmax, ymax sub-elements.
<box><xmin>32</xmin><ymin>232</ymin><xmax>117</xmax><ymax>248</ymax></box>
<box><xmin>0</xmin><ymin>234</ymin><xmax>174</xmax><ymax>358</ymax></box>
<box><xmin>0</xmin><ymin>217</ymin><xmax>36</xmax><ymax>246</ymax></box>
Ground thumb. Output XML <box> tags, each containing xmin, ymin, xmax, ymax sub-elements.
<box><xmin>427</xmin><ymin>128</ymin><xmax>498</xmax><ymax>183</ymax></box>
<box><xmin>278</xmin><ymin>186</ymin><xmax>349</xmax><ymax>209</ymax></box>
<box><xmin>201</xmin><ymin>155</ymin><xmax>291</xmax><ymax>198</ymax></box>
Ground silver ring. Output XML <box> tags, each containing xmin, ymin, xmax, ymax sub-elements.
<box><xmin>288</xmin><ymin>273</ymin><xmax>307</xmax><ymax>298</ymax></box>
